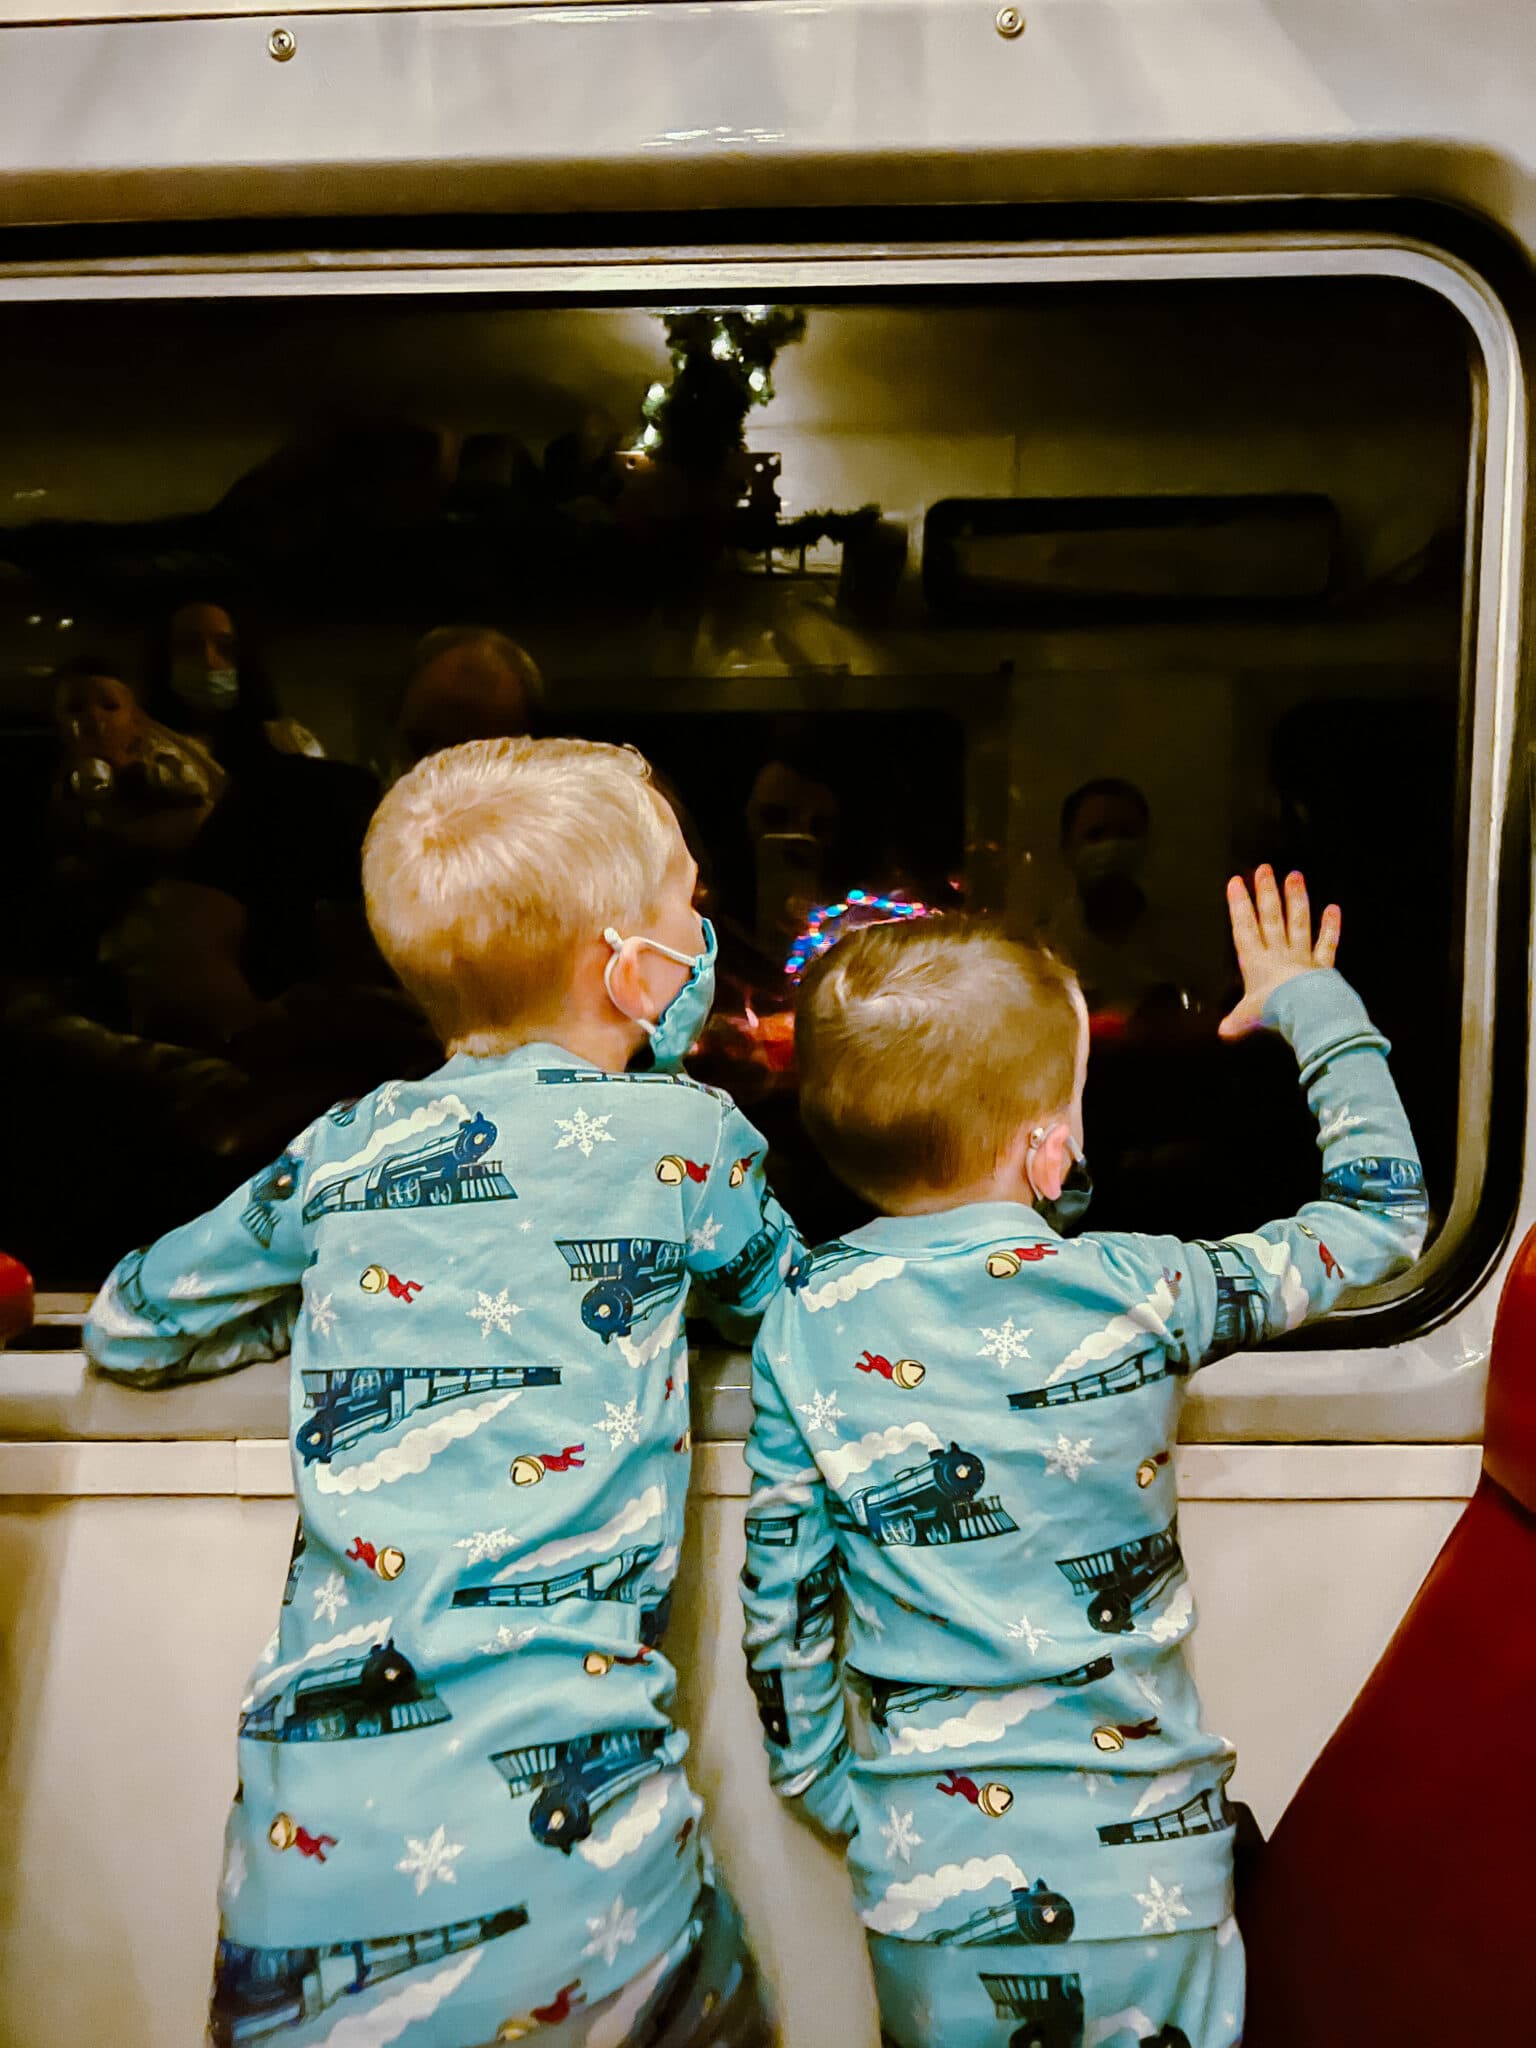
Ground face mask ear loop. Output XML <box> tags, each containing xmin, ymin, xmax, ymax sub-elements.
<box><xmin>602</xmin><ymin>928</ymin><xmax>658</xmax><ymax>1039</ymax></box>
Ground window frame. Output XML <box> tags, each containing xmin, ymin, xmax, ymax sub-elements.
<box><xmin>0</xmin><ymin>228</ymin><xmax>1524</xmax><ymax>1369</ymax></box>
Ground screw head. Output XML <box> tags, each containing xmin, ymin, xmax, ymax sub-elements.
<box><xmin>996</xmin><ymin>6</ymin><xmax>1025</xmax><ymax>36</ymax></box>
<box><xmin>268</xmin><ymin>26</ymin><xmax>297</xmax><ymax>61</ymax></box>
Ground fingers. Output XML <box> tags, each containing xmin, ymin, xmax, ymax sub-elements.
<box><xmin>1218</xmin><ymin>996</ymin><xmax>1257</xmax><ymax>1040</ymax></box>
<box><xmin>1226</xmin><ymin>875</ymin><xmax>1261</xmax><ymax>973</ymax></box>
<box><xmin>1254</xmin><ymin>864</ymin><xmax>1287</xmax><ymax>948</ymax></box>
<box><xmin>1312</xmin><ymin>903</ymin><xmax>1342</xmax><ymax>968</ymax></box>
<box><xmin>1283</xmin><ymin>871</ymin><xmax>1311</xmax><ymax>952</ymax></box>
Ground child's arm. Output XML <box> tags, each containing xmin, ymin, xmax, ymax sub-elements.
<box><xmin>739</xmin><ymin>1294</ymin><xmax>854</xmax><ymax>1839</ymax></box>
<box><xmin>1166</xmin><ymin>869</ymin><xmax>1428</xmax><ymax>1362</ymax></box>
<box><xmin>681</xmin><ymin>1099</ymin><xmax>801</xmax><ymax>1336</ymax></box>
<box><xmin>85</xmin><ymin>1135</ymin><xmax>315</xmax><ymax>1388</ymax></box>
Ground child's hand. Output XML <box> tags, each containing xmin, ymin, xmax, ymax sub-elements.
<box><xmin>1219</xmin><ymin>865</ymin><xmax>1341</xmax><ymax>1040</ymax></box>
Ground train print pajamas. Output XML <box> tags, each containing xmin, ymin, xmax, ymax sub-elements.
<box><xmin>85</xmin><ymin>1047</ymin><xmax>794</xmax><ymax>2048</ymax></box>
<box><xmin>741</xmin><ymin>970</ymin><xmax>1427</xmax><ymax>2048</ymax></box>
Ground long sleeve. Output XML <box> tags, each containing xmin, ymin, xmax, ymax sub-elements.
<box><xmin>682</xmin><ymin>1099</ymin><xmax>801</xmax><ymax>1338</ymax></box>
<box><xmin>740</xmin><ymin>1291</ymin><xmax>853</xmax><ymax>1839</ymax></box>
<box><xmin>1169</xmin><ymin>969</ymin><xmax>1428</xmax><ymax>1368</ymax></box>
<box><xmin>84</xmin><ymin>1134</ymin><xmax>314</xmax><ymax>1387</ymax></box>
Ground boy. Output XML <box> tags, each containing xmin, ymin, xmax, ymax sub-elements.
<box><xmin>86</xmin><ymin>737</ymin><xmax>794</xmax><ymax>2047</ymax></box>
<box><xmin>740</xmin><ymin>869</ymin><xmax>1426</xmax><ymax>2048</ymax></box>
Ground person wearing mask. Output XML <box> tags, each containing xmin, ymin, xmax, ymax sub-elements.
<box><xmin>1049</xmin><ymin>778</ymin><xmax>1213</xmax><ymax>1025</ymax></box>
<box><xmin>153</xmin><ymin>600</ymin><xmax>324</xmax><ymax>766</ymax></box>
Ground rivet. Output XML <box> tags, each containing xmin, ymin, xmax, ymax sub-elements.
<box><xmin>268</xmin><ymin>26</ymin><xmax>297</xmax><ymax>61</ymax></box>
<box><xmin>996</xmin><ymin>7</ymin><xmax>1025</xmax><ymax>37</ymax></box>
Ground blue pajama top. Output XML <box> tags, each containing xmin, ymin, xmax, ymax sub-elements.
<box><xmin>84</xmin><ymin>1048</ymin><xmax>792</xmax><ymax>2024</ymax></box>
<box><xmin>740</xmin><ymin>971</ymin><xmax>1427</xmax><ymax>1951</ymax></box>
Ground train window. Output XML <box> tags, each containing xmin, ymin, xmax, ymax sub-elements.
<box><xmin>0</xmin><ymin>255</ymin><xmax>1517</xmax><ymax>1429</ymax></box>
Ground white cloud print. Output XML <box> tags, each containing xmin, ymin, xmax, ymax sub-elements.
<box><xmin>243</xmin><ymin>1618</ymin><xmax>391</xmax><ymax>1711</ymax></box>
<box><xmin>1046</xmin><ymin>1273</ymin><xmax>1180</xmax><ymax>1383</ymax></box>
<box><xmin>800</xmin><ymin>1254</ymin><xmax>905</xmax><ymax>1313</ymax></box>
<box><xmin>884</xmin><ymin>1685</ymin><xmax>1058</xmax><ymax>1758</ymax></box>
<box><xmin>577</xmin><ymin>1769</ymin><xmax>680</xmax><ymax>1871</ymax></box>
<box><xmin>303</xmin><ymin>1094</ymin><xmax>472</xmax><ymax>1200</ymax></box>
<box><xmin>313</xmin><ymin>1392</ymin><xmax>521</xmax><ymax>1496</ymax></box>
<box><xmin>491</xmin><ymin>1485</ymin><xmax>665</xmax><ymax>1582</ymax></box>
<box><xmin>863</xmin><ymin>1853</ymin><xmax>1029</xmax><ymax>1935</ymax></box>
<box><xmin>1224</xmin><ymin>1232</ymin><xmax>1308</xmax><ymax>1331</ymax></box>
<box><xmin>616</xmin><ymin>1301</ymin><xmax>685</xmax><ymax>1369</ymax></box>
<box><xmin>816</xmin><ymin>1423</ymin><xmax>943</xmax><ymax>1491</ymax></box>
<box><xmin>316</xmin><ymin>1948</ymin><xmax>481</xmax><ymax>2047</ymax></box>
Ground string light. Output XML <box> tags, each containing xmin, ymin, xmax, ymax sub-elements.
<box><xmin>784</xmin><ymin>891</ymin><xmax>934</xmax><ymax>980</ymax></box>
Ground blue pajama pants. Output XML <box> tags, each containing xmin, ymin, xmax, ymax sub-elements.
<box><xmin>869</xmin><ymin>1922</ymin><xmax>1244</xmax><ymax>2048</ymax></box>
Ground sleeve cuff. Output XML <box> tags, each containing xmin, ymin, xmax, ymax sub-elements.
<box><xmin>1262</xmin><ymin>969</ymin><xmax>1387</xmax><ymax>1071</ymax></box>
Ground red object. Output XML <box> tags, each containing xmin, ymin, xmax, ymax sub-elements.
<box><xmin>1317</xmin><ymin>1239</ymin><xmax>1343</xmax><ymax>1281</ymax></box>
<box><xmin>531</xmin><ymin>1983</ymin><xmax>583</xmax><ymax>2026</ymax></box>
<box><xmin>541</xmin><ymin>1444</ymin><xmax>585</xmax><ymax>1473</ymax></box>
<box><xmin>293</xmin><ymin>1828</ymin><xmax>336</xmax><ymax>1862</ymax></box>
<box><xmin>664</xmin><ymin>1375</ymin><xmax>675</xmax><ymax>1400</ymax></box>
<box><xmin>1010</xmin><ymin>1245</ymin><xmax>1058</xmax><ymax>1264</ymax></box>
<box><xmin>937</xmin><ymin>1769</ymin><xmax>981</xmax><ymax>1805</ymax></box>
<box><xmin>857</xmin><ymin>1351</ymin><xmax>894</xmax><ymax>1380</ymax></box>
<box><xmin>682</xmin><ymin>1158</ymin><xmax>710</xmax><ymax>1184</ymax></box>
<box><xmin>345</xmin><ymin>1538</ymin><xmax>377</xmax><ymax>1569</ymax></box>
<box><xmin>1116</xmin><ymin>1718</ymin><xmax>1160</xmax><ymax>1741</ymax></box>
<box><xmin>0</xmin><ymin>1253</ymin><xmax>33</xmax><ymax>1346</ymax></box>
<box><xmin>1242</xmin><ymin>1223</ymin><xmax>1536</xmax><ymax>2048</ymax></box>
<box><xmin>386</xmin><ymin>1273</ymin><xmax>423</xmax><ymax>1302</ymax></box>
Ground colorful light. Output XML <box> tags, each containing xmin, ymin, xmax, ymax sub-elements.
<box><xmin>783</xmin><ymin>891</ymin><xmax>934</xmax><ymax>981</ymax></box>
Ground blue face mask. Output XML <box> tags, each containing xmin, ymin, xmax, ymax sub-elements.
<box><xmin>603</xmin><ymin>919</ymin><xmax>717</xmax><ymax>1073</ymax></box>
<box><xmin>1029</xmin><ymin>1133</ymin><xmax>1094</xmax><ymax>1235</ymax></box>
<box><xmin>171</xmin><ymin>663</ymin><xmax>240</xmax><ymax>715</ymax></box>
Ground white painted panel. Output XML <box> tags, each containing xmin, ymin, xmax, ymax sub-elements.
<box><xmin>0</xmin><ymin>1480</ymin><xmax>1463</xmax><ymax>2045</ymax></box>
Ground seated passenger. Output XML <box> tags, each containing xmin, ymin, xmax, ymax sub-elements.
<box><xmin>51</xmin><ymin>658</ymin><xmax>224</xmax><ymax>863</ymax></box>
<box><xmin>1047</xmin><ymin>779</ymin><xmax>1217</xmax><ymax>1026</ymax></box>
<box><xmin>740</xmin><ymin>871</ymin><xmax>1426</xmax><ymax>2048</ymax></box>
<box><xmin>152</xmin><ymin>599</ymin><xmax>324</xmax><ymax>764</ymax></box>
<box><xmin>85</xmin><ymin>736</ymin><xmax>788</xmax><ymax>2048</ymax></box>
<box><xmin>393</xmin><ymin>625</ymin><xmax>544</xmax><ymax>775</ymax></box>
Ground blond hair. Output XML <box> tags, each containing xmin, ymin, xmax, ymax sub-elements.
<box><xmin>796</xmin><ymin>918</ymin><xmax>1081</xmax><ymax>1205</ymax></box>
<box><xmin>363</xmin><ymin>736</ymin><xmax>676</xmax><ymax>1052</ymax></box>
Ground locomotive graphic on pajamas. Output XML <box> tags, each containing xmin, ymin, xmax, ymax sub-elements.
<box><xmin>86</xmin><ymin>1044</ymin><xmax>791</xmax><ymax>2043</ymax></box>
<box><xmin>740</xmin><ymin>971</ymin><xmax>1427</xmax><ymax>2043</ymax></box>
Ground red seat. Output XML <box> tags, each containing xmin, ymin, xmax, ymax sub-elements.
<box><xmin>0</xmin><ymin>1250</ymin><xmax>32</xmax><ymax>1347</ymax></box>
<box><xmin>1242</xmin><ymin>1225</ymin><xmax>1536</xmax><ymax>2046</ymax></box>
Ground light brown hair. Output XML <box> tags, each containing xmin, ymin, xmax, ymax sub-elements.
<box><xmin>796</xmin><ymin>918</ymin><xmax>1081</xmax><ymax>1205</ymax></box>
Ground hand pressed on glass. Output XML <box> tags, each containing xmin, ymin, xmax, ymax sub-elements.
<box><xmin>1219</xmin><ymin>864</ymin><xmax>1341</xmax><ymax>1041</ymax></box>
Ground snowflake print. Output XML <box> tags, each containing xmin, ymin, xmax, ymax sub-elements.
<box><xmin>397</xmin><ymin>1824</ymin><xmax>465</xmax><ymax>1896</ymax></box>
<box><xmin>690</xmin><ymin>1217</ymin><xmax>723</xmax><ymax>1254</ymax></box>
<box><xmin>796</xmin><ymin>1390</ymin><xmax>844</xmax><ymax>1438</ymax></box>
<box><xmin>308</xmin><ymin>1292</ymin><xmax>338</xmax><ymax>1340</ymax></box>
<box><xmin>479</xmin><ymin>1623</ymin><xmax>536</xmax><ymax>1654</ymax></box>
<box><xmin>1043</xmin><ymin>1433</ymin><xmax>1096</xmax><ymax>1482</ymax></box>
<box><xmin>598</xmin><ymin>1399</ymin><xmax>642</xmax><ymax>1451</ymax></box>
<box><xmin>1136</xmin><ymin>1875</ymin><xmax>1192</xmax><ymax>1934</ymax></box>
<box><xmin>1005</xmin><ymin>1613</ymin><xmax>1055</xmax><ymax>1653</ymax></box>
<box><xmin>847</xmin><ymin>1588</ymin><xmax>885</xmax><ymax>1637</ymax></box>
<box><xmin>376</xmin><ymin>1080</ymin><xmax>402</xmax><ymax>1117</ymax></box>
<box><xmin>222</xmin><ymin>1837</ymin><xmax>247</xmax><ymax>1901</ymax></box>
<box><xmin>879</xmin><ymin>1807</ymin><xmax>923</xmax><ymax>1864</ymax></box>
<box><xmin>259</xmin><ymin>1629</ymin><xmax>279</xmax><ymax>1666</ymax></box>
<box><xmin>555</xmin><ymin>1108</ymin><xmax>615</xmax><ymax>1159</ymax></box>
<box><xmin>977</xmin><ymin>1317</ymin><xmax>1032</xmax><ymax>1369</ymax></box>
<box><xmin>1134</xmin><ymin>1671</ymin><xmax>1164</xmax><ymax>1709</ymax></box>
<box><xmin>1317</xmin><ymin>1106</ymin><xmax>1366</xmax><ymax>1147</ymax></box>
<box><xmin>312</xmin><ymin>1572</ymin><xmax>348</xmax><ymax>1625</ymax></box>
<box><xmin>455</xmin><ymin>1528</ymin><xmax>511</xmax><ymax>1568</ymax></box>
<box><xmin>518</xmin><ymin>1220</ymin><xmax>534</xmax><ymax>1233</ymax></box>
<box><xmin>467</xmin><ymin>1289</ymin><xmax>521</xmax><ymax>1339</ymax></box>
<box><xmin>584</xmin><ymin>1895</ymin><xmax>640</xmax><ymax>1968</ymax></box>
<box><xmin>168</xmin><ymin>1271</ymin><xmax>208</xmax><ymax>1300</ymax></box>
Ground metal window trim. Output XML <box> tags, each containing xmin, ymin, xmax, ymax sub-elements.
<box><xmin>0</xmin><ymin>228</ymin><xmax>1523</xmax><ymax>1356</ymax></box>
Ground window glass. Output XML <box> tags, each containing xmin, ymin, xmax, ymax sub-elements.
<box><xmin>0</xmin><ymin>278</ymin><xmax>1476</xmax><ymax>1295</ymax></box>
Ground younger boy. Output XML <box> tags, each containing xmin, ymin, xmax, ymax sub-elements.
<box><xmin>87</xmin><ymin>737</ymin><xmax>793</xmax><ymax>2047</ymax></box>
<box><xmin>741</xmin><ymin>869</ymin><xmax>1426</xmax><ymax>2048</ymax></box>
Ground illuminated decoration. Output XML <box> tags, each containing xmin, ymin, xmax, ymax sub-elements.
<box><xmin>640</xmin><ymin>307</ymin><xmax>808</xmax><ymax>478</ymax></box>
<box><xmin>784</xmin><ymin>890</ymin><xmax>934</xmax><ymax>981</ymax></box>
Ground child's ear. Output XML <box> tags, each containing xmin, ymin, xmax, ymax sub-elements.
<box><xmin>1016</xmin><ymin>1118</ymin><xmax>1073</xmax><ymax>1203</ymax></box>
<box><xmin>595</xmin><ymin>933</ymin><xmax>648</xmax><ymax>1025</ymax></box>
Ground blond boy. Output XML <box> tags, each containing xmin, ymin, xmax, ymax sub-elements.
<box><xmin>741</xmin><ymin>872</ymin><xmax>1426</xmax><ymax>2048</ymax></box>
<box><xmin>87</xmin><ymin>738</ymin><xmax>788</xmax><ymax>2048</ymax></box>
